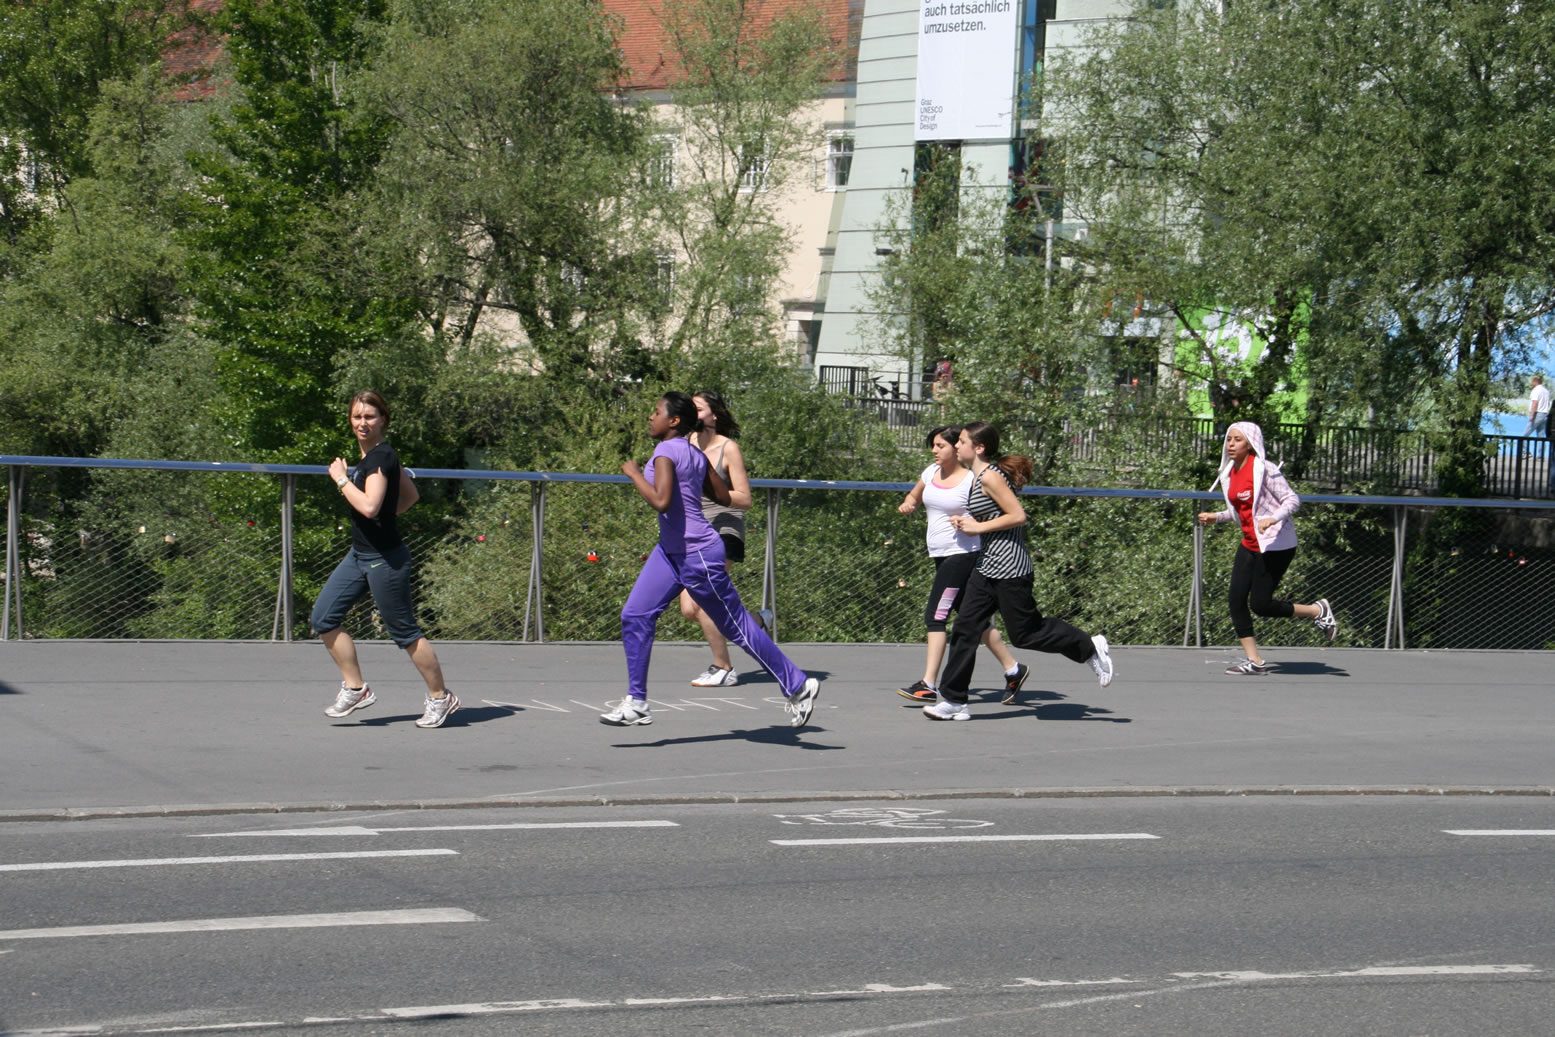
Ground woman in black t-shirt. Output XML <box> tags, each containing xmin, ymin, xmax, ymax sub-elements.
<box><xmin>311</xmin><ymin>391</ymin><xmax>459</xmax><ymax>729</ymax></box>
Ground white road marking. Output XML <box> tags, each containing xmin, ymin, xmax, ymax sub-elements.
<box><xmin>1175</xmin><ymin>964</ymin><xmax>1537</xmax><ymax>980</ymax></box>
<box><xmin>0</xmin><ymin>907</ymin><xmax>479</xmax><ymax>940</ymax></box>
<box><xmin>771</xmin><ymin>833</ymin><xmax>1160</xmax><ymax>846</ymax></box>
<box><xmin>18</xmin><ymin>962</ymin><xmax>1543</xmax><ymax>1035</ymax></box>
<box><xmin>816</xmin><ymin>983</ymin><xmax>950</xmax><ymax>995</ymax></box>
<box><xmin>381</xmin><ymin>999</ymin><xmax>608</xmax><ymax>1018</ymax></box>
<box><xmin>1006</xmin><ymin>977</ymin><xmax>1138</xmax><ymax>987</ymax></box>
<box><xmin>0</xmin><ymin>849</ymin><xmax>456</xmax><ymax>872</ymax></box>
<box><xmin>193</xmin><ymin>820</ymin><xmax>678</xmax><ymax>838</ymax></box>
<box><xmin>1444</xmin><ymin>829</ymin><xmax>1555</xmax><ymax>836</ymax></box>
<box><xmin>192</xmin><ymin>827</ymin><xmax>380</xmax><ymax>837</ymax></box>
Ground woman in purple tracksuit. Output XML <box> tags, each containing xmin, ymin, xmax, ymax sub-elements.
<box><xmin>1197</xmin><ymin>421</ymin><xmax>1337</xmax><ymax>674</ymax></box>
<box><xmin>604</xmin><ymin>392</ymin><xmax>821</xmax><ymax>729</ymax></box>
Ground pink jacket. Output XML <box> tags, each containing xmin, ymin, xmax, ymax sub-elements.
<box><xmin>1207</xmin><ymin>421</ymin><xmax>1300</xmax><ymax>552</ymax></box>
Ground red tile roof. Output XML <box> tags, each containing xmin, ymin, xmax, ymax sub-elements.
<box><xmin>602</xmin><ymin>0</ymin><xmax>858</xmax><ymax>90</ymax></box>
<box><xmin>160</xmin><ymin>0</ymin><xmax>859</xmax><ymax>101</ymax></box>
<box><xmin>163</xmin><ymin>0</ymin><xmax>226</xmax><ymax>101</ymax></box>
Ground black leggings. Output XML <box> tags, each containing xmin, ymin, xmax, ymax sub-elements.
<box><xmin>924</xmin><ymin>553</ymin><xmax>978</xmax><ymax>632</ymax></box>
<box><xmin>1228</xmin><ymin>544</ymin><xmax>1296</xmax><ymax>639</ymax></box>
<box><xmin>938</xmin><ymin>572</ymin><xmax>1094</xmax><ymax>703</ymax></box>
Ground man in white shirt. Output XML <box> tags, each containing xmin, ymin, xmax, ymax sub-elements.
<box><xmin>1527</xmin><ymin>375</ymin><xmax>1550</xmax><ymax>438</ymax></box>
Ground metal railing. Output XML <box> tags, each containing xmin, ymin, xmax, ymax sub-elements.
<box><xmin>5</xmin><ymin>454</ymin><xmax>1555</xmax><ymax>651</ymax></box>
<box><xmin>827</xmin><ymin>394</ymin><xmax>1555</xmax><ymax>499</ymax></box>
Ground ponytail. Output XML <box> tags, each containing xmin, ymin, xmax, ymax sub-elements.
<box><xmin>963</xmin><ymin>421</ymin><xmax>1033</xmax><ymax>490</ymax></box>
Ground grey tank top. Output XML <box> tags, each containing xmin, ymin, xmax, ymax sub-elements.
<box><xmin>700</xmin><ymin>439</ymin><xmax>745</xmax><ymax>541</ymax></box>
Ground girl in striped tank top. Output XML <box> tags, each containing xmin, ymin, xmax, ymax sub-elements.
<box><xmin>926</xmin><ymin>422</ymin><xmax>1115</xmax><ymax>721</ymax></box>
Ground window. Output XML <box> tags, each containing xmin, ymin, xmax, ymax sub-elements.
<box><xmin>738</xmin><ymin>140</ymin><xmax>769</xmax><ymax>192</ymax></box>
<box><xmin>653</xmin><ymin>253</ymin><xmax>675</xmax><ymax>307</ymax></box>
<box><xmin>824</xmin><ymin>134</ymin><xmax>853</xmax><ymax>190</ymax></box>
<box><xmin>648</xmin><ymin>134</ymin><xmax>678</xmax><ymax>188</ymax></box>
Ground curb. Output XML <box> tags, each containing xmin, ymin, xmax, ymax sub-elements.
<box><xmin>5</xmin><ymin>785</ymin><xmax>1555</xmax><ymax>822</ymax></box>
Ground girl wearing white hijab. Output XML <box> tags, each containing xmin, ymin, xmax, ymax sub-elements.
<box><xmin>1197</xmin><ymin>421</ymin><xmax>1337</xmax><ymax>674</ymax></box>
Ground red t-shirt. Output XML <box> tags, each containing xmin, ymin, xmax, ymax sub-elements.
<box><xmin>1227</xmin><ymin>461</ymin><xmax>1259</xmax><ymax>550</ymax></box>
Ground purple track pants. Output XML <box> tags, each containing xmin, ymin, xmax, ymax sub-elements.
<box><xmin>621</xmin><ymin>544</ymin><xmax>806</xmax><ymax>700</ymax></box>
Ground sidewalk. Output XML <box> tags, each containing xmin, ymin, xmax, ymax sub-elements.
<box><xmin>3</xmin><ymin>640</ymin><xmax>1551</xmax><ymax>818</ymax></box>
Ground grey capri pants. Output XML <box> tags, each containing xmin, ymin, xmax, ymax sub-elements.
<box><xmin>310</xmin><ymin>545</ymin><xmax>425</xmax><ymax>648</ymax></box>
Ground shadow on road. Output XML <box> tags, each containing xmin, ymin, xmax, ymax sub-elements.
<box><xmin>977</xmin><ymin>688</ymin><xmax>1131</xmax><ymax>723</ymax></box>
<box><xmin>0</xmin><ymin>681</ymin><xmax>21</xmax><ymax>695</ymax></box>
<box><xmin>1268</xmin><ymin>661</ymin><xmax>1351</xmax><ymax>676</ymax></box>
<box><xmin>347</xmin><ymin>704</ymin><xmax>517</xmax><ymax>728</ymax></box>
<box><xmin>612</xmin><ymin>726</ymin><xmax>844</xmax><ymax>750</ymax></box>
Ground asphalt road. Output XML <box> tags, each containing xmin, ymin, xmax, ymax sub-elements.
<box><xmin>3</xmin><ymin>640</ymin><xmax>1553</xmax><ymax>1034</ymax></box>
<box><xmin>2</xmin><ymin>641</ymin><xmax>1552</xmax><ymax>817</ymax></box>
<box><xmin>2</xmin><ymin>797</ymin><xmax>1552</xmax><ymax>1035</ymax></box>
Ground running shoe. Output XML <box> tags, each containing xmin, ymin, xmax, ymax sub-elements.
<box><xmin>897</xmin><ymin>679</ymin><xmax>938</xmax><ymax>704</ymax></box>
<box><xmin>324</xmin><ymin>682</ymin><xmax>375</xmax><ymax>718</ymax></box>
<box><xmin>691</xmin><ymin>665</ymin><xmax>739</xmax><ymax>687</ymax></box>
<box><xmin>1225</xmin><ymin>657</ymin><xmax>1270</xmax><ymax>675</ymax></box>
<box><xmin>1087</xmin><ymin>634</ymin><xmax>1115</xmax><ymax>688</ymax></box>
<box><xmin>1001</xmin><ymin>663</ymin><xmax>1031</xmax><ymax>705</ymax></box>
<box><xmin>923</xmin><ymin>698</ymin><xmax>970</xmax><ymax>721</ymax></box>
<box><xmin>786</xmin><ymin>677</ymin><xmax>821</xmax><ymax>729</ymax></box>
<box><xmin>415</xmin><ymin>690</ymin><xmax>461</xmax><ymax>728</ymax></box>
<box><xmin>1313</xmin><ymin>598</ymin><xmax>1337</xmax><ymax>642</ymax></box>
<box><xmin>600</xmin><ymin>696</ymin><xmax>653</xmax><ymax>726</ymax></box>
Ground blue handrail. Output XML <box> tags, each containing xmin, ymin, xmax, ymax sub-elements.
<box><xmin>5</xmin><ymin>454</ymin><xmax>1555</xmax><ymax>510</ymax></box>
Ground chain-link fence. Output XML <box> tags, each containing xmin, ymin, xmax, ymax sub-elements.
<box><xmin>6</xmin><ymin>457</ymin><xmax>1555</xmax><ymax>650</ymax></box>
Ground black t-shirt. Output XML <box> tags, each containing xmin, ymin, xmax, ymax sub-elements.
<box><xmin>350</xmin><ymin>441</ymin><xmax>402</xmax><ymax>554</ymax></box>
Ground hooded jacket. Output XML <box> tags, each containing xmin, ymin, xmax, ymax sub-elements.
<box><xmin>1207</xmin><ymin>420</ymin><xmax>1300</xmax><ymax>553</ymax></box>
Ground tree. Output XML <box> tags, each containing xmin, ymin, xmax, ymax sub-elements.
<box><xmin>185</xmin><ymin>0</ymin><xmax>410</xmax><ymax>463</ymax></box>
<box><xmin>1046</xmin><ymin>0</ymin><xmax>1555</xmax><ymax>493</ymax></box>
<box><xmin>351</xmin><ymin>0</ymin><xmax>650</xmax><ymax>385</ymax></box>
<box><xmin>650</xmin><ymin>0</ymin><xmax>846</xmax><ymax>355</ymax></box>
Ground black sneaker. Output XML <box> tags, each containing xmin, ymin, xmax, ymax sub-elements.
<box><xmin>1001</xmin><ymin>663</ymin><xmax>1030</xmax><ymax>705</ymax></box>
<box><xmin>1225</xmin><ymin>657</ymin><xmax>1270</xmax><ymax>675</ymax></box>
<box><xmin>897</xmin><ymin>679</ymin><xmax>937</xmax><ymax>704</ymax></box>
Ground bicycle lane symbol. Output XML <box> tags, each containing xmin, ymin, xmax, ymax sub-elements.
<box><xmin>772</xmin><ymin>807</ymin><xmax>993</xmax><ymax>830</ymax></box>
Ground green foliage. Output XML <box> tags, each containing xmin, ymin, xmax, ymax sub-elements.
<box><xmin>1044</xmin><ymin>0</ymin><xmax>1555</xmax><ymax>491</ymax></box>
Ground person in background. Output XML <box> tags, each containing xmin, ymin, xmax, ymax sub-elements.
<box><xmin>1197</xmin><ymin>421</ymin><xmax>1337</xmax><ymax>675</ymax></box>
<box><xmin>680</xmin><ymin>391</ymin><xmax>754</xmax><ymax>688</ymax></box>
<box><xmin>607</xmin><ymin>392</ymin><xmax>820</xmax><ymax>730</ymax></box>
<box><xmin>312</xmin><ymin>391</ymin><xmax>459</xmax><ymax>728</ymax></box>
<box><xmin>896</xmin><ymin>425</ymin><xmax>1027</xmax><ymax>707</ymax></box>
<box><xmin>1527</xmin><ymin>375</ymin><xmax>1550</xmax><ymax>438</ymax></box>
<box><xmin>928</xmin><ymin>422</ymin><xmax>1115</xmax><ymax>721</ymax></box>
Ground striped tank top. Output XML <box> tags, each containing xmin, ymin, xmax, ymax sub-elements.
<box><xmin>968</xmin><ymin>464</ymin><xmax>1033</xmax><ymax>579</ymax></box>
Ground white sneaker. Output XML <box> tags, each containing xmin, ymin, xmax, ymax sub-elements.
<box><xmin>922</xmin><ymin>698</ymin><xmax>970</xmax><ymax>721</ymax></box>
<box><xmin>1313</xmin><ymin>598</ymin><xmax>1337</xmax><ymax>642</ymax></box>
<box><xmin>600</xmin><ymin>696</ymin><xmax>653</xmax><ymax>726</ymax></box>
<box><xmin>325</xmin><ymin>682</ymin><xmax>375</xmax><ymax>718</ymax></box>
<box><xmin>690</xmin><ymin>665</ymin><xmax>739</xmax><ymax>687</ymax></box>
<box><xmin>1087</xmin><ymin>634</ymin><xmax>1114</xmax><ymax>687</ymax></box>
<box><xmin>785</xmin><ymin>677</ymin><xmax>820</xmax><ymax>728</ymax></box>
<box><xmin>415</xmin><ymin>690</ymin><xmax>460</xmax><ymax>728</ymax></box>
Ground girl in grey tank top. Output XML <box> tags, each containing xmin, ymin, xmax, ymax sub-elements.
<box><xmin>679</xmin><ymin>392</ymin><xmax>755</xmax><ymax>687</ymax></box>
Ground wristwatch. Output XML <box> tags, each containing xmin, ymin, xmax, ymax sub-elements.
<box><xmin>335</xmin><ymin>475</ymin><xmax>350</xmax><ymax>489</ymax></box>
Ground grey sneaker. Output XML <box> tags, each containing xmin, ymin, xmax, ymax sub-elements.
<box><xmin>600</xmin><ymin>696</ymin><xmax>653</xmax><ymax>726</ymax></box>
<box><xmin>1087</xmin><ymin>634</ymin><xmax>1115</xmax><ymax>687</ymax></box>
<box><xmin>691</xmin><ymin>665</ymin><xmax>739</xmax><ymax>687</ymax></box>
<box><xmin>1225</xmin><ymin>657</ymin><xmax>1270</xmax><ymax>675</ymax></box>
<box><xmin>325</xmin><ymin>682</ymin><xmax>375</xmax><ymax>718</ymax></box>
<box><xmin>1313</xmin><ymin>598</ymin><xmax>1337</xmax><ymax>641</ymax></box>
<box><xmin>923</xmin><ymin>698</ymin><xmax>970</xmax><ymax>721</ymax></box>
<box><xmin>415</xmin><ymin>690</ymin><xmax>460</xmax><ymax>728</ymax></box>
<box><xmin>785</xmin><ymin>677</ymin><xmax>820</xmax><ymax>729</ymax></box>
